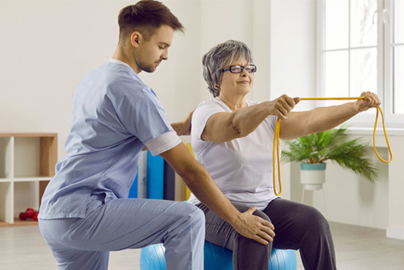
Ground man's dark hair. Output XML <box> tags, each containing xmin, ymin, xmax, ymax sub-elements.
<box><xmin>118</xmin><ymin>0</ymin><xmax>184</xmax><ymax>41</ymax></box>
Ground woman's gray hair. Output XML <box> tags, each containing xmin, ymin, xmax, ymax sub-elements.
<box><xmin>202</xmin><ymin>40</ymin><xmax>253</xmax><ymax>97</ymax></box>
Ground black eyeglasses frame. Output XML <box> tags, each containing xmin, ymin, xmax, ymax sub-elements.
<box><xmin>221</xmin><ymin>64</ymin><xmax>257</xmax><ymax>74</ymax></box>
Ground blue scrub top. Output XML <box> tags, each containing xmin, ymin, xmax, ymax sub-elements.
<box><xmin>39</xmin><ymin>60</ymin><xmax>181</xmax><ymax>219</ymax></box>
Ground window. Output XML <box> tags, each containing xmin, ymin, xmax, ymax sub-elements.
<box><xmin>318</xmin><ymin>0</ymin><xmax>404</xmax><ymax>128</ymax></box>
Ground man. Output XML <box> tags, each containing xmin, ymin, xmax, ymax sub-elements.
<box><xmin>38</xmin><ymin>1</ymin><xmax>274</xmax><ymax>269</ymax></box>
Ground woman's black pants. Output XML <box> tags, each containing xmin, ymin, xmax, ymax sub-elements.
<box><xmin>196</xmin><ymin>198</ymin><xmax>336</xmax><ymax>270</ymax></box>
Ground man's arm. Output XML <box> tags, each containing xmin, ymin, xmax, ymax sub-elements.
<box><xmin>159</xmin><ymin>142</ymin><xmax>275</xmax><ymax>245</ymax></box>
<box><xmin>143</xmin><ymin>109</ymin><xmax>195</xmax><ymax>151</ymax></box>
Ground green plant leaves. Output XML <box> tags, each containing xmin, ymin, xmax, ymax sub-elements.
<box><xmin>281</xmin><ymin>126</ymin><xmax>379</xmax><ymax>182</ymax></box>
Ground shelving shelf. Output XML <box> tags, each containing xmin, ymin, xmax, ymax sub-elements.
<box><xmin>0</xmin><ymin>133</ymin><xmax>57</xmax><ymax>225</ymax></box>
<box><xmin>13</xmin><ymin>177</ymin><xmax>53</xmax><ymax>182</ymax></box>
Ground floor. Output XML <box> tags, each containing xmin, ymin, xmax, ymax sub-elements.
<box><xmin>0</xmin><ymin>222</ymin><xmax>403</xmax><ymax>270</ymax></box>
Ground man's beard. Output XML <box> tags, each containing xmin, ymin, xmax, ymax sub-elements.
<box><xmin>137</xmin><ymin>60</ymin><xmax>156</xmax><ymax>73</ymax></box>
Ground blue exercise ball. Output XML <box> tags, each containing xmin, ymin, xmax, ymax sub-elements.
<box><xmin>140</xmin><ymin>244</ymin><xmax>166</xmax><ymax>270</ymax></box>
<box><xmin>203</xmin><ymin>241</ymin><xmax>233</xmax><ymax>269</ymax></box>
<box><xmin>269</xmin><ymin>249</ymin><xmax>297</xmax><ymax>270</ymax></box>
<box><xmin>203</xmin><ymin>241</ymin><xmax>297</xmax><ymax>270</ymax></box>
<box><xmin>140</xmin><ymin>241</ymin><xmax>297</xmax><ymax>270</ymax></box>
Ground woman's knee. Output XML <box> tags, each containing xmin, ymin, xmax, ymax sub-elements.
<box><xmin>253</xmin><ymin>208</ymin><xmax>271</xmax><ymax>223</ymax></box>
<box><xmin>232</xmin><ymin>202</ymin><xmax>271</xmax><ymax>223</ymax></box>
<box><xmin>304</xmin><ymin>206</ymin><xmax>331</xmax><ymax>234</ymax></box>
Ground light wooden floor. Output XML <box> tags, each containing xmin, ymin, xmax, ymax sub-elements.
<box><xmin>0</xmin><ymin>222</ymin><xmax>403</xmax><ymax>270</ymax></box>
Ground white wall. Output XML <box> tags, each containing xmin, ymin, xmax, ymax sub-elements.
<box><xmin>0</xmin><ymin>0</ymin><xmax>202</xmax><ymax>158</ymax></box>
<box><xmin>0</xmin><ymin>0</ymin><xmax>130</xmax><ymax>158</ymax></box>
<box><xmin>0</xmin><ymin>0</ymin><xmax>314</xmax><ymax>157</ymax></box>
<box><xmin>1</xmin><ymin>0</ymin><xmax>403</xmax><ymax>239</ymax></box>
<box><xmin>269</xmin><ymin>0</ymin><xmax>317</xmax><ymax>108</ymax></box>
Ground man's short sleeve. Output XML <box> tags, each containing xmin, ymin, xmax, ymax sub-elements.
<box><xmin>109</xmin><ymin>83</ymin><xmax>181</xmax><ymax>156</ymax></box>
<box><xmin>145</xmin><ymin>131</ymin><xmax>181</xmax><ymax>156</ymax></box>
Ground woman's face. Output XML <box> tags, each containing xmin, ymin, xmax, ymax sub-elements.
<box><xmin>219</xmin><ymin>58</ymin><xmax>254</xmax><ymax>98</ymax></box>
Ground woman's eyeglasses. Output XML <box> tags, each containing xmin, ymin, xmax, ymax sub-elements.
<box><xmin>222</xmin><ymin>64</ymin><xmax>257</xmax><ymax>74</ymax></box>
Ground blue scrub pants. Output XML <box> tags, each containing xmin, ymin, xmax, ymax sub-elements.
<box><xmin>39</xmin><ymin>197</ymin><xmax>205</xmax><ymax>270</ymax></box>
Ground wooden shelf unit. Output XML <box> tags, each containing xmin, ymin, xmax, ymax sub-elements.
<box><xmin>0</xmin><ymin>133</ymin><xmax>57</xmax><ymax>224</ymax></box>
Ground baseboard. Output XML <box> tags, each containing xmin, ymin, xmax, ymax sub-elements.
<box><xmin>386</xmin><ymin>226</ymin><xmax>404</xmax><ymax>240</ymax></box>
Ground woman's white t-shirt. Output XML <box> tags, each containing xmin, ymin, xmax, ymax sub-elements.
<box><xmin>188</xmin><ymin>97</ymin><xmax>279</xmax><ymax>210</ymax></box>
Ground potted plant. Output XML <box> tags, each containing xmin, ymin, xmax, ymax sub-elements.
<box><xmin>281</xmin><ymin>126</ymin><xmax>378</xmax><ymax>190</ymax></box>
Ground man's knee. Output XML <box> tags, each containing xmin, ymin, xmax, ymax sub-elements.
<box><xmin>164</xmin><ymin>203</ymin><xmax>205</xmax><ymax>245</ymax></box>
<box><xmin>174</xmin><ymin>202</ymin><xmax>205</xmax><ymax>229</ymax></box>
<box><xmin>185</xmin><ymin>203</ymin><xmax>205</xmax><ymax>226</ymax></box>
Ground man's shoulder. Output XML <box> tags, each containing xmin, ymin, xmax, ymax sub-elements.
<box><xmin>105</xmin><ymin>62</ymin><xmax>142</xmax><ymax>84</ymax></box>
<box><xmin>95</xmin><ymin>62</ymin><xmax>152</xmax><ymax>98</ymax></box>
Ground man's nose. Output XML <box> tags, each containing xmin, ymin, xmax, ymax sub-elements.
<box><xmin>161</xmin><ymin>48</ymin><xmax>169</xmax><ymax>60</ymax></box>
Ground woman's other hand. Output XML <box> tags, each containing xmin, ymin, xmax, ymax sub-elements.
<box><xmin>356</xmin><ymin>91</ymin><xmax>381</xmax><ymax>112</ymax></box>
<box><xmin>232</xmin><ymin>206</ymin><xmax>275</xmax><ymax>245</ymax></box>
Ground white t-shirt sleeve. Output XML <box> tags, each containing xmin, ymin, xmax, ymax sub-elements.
<box><xmin>192</xmin><ymin>100</ymin><xmax>227</xmax><ymax>141</ymax></box>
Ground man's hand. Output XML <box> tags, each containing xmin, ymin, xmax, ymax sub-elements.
<box><xmin>231</xmin><ymin>206</ymin><xmax>275</xmax><ymax>245</ymax></box>
<box><xmin>162</xmin><ymin>143</ymin><xmax>275</xmax><ymax>245</ymax></box>
<box><xmin>356</xmin><ymin>91</ymin><xmax>381</xmax><ymax>112</ymax></box>
<box><xmin>171</xmin><ymin>109</ymin><xmax>195</xmax><ymax>136</ymax></box>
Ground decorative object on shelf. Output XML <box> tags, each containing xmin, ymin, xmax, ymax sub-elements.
<box><xmin>281</xmin><ymin>126</ymin><xmax>379</xmax><ymax>190</ymax></box>
<box><xmin>19</xmin><ymin>208</ymin><xmax>39</xmax><ymax>221</ymax></box>
<box><xmin>25</xmin><ymin>208</ymin><xmax>35</xmax><ymax>219</ymax></box>
<box><xmin>0</xmin><ymin>133</ymin><xmax>57</xmax><ymax>225</ymax></box>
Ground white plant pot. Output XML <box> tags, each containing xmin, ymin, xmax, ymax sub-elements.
<box><xmin>300</xmin><ymin>163</ymin><xmax>327</xmax><ymax>190</ymax></box>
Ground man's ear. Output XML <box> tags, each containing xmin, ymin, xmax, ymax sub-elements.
<box><xmin>130</xmin><ymin>31</ymin><xmax>142</xmax><ymax>48</ymax></box>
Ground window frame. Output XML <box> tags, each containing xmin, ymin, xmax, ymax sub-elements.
<box><xmin>317</xmin><ymin>0</ymin><xmax>404</xmax><ymax>129</ymax></box>
<box><xmin>384</xmin><ymin>0</ymin><xmax>404</xmax><ymax>126</ymax></box>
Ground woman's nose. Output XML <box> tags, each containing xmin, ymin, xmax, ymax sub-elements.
<box><xmin>240</xmin><ymin>69</ymin><xmax>248</xmax><ymax>76</ymax></box>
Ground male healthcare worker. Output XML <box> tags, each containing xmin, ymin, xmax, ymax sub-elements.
<box><xmin>38</xmin><ymin>1</ymin><xmax>275</xmax><ymax>269</ymax></box>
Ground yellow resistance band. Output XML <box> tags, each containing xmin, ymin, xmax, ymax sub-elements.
<box><xmin>273</xmin><ymin>97</ymin><xmax>393</xmax><ymax>196</ymax></box>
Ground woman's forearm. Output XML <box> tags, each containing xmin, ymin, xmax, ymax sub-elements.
<box><xmin>230</xmin><ymin>101</ymin><xmax>272</xmax><ymax>137</ymax></box>
<box><xmin>303</xmin><ymin>102</ymin><xmax>359</xmax><ymax>135</ymax></box>
<box><xmin>280</xmin><ymin>92</ymin><xmax>381</xmax><ymax>140</ymax></box>
<box><xmin>204</xmin><ymin>96</ymin><xmax>299</xmax><ymax>142</ymax></box>
<box><xmin>281</xmin><ymin>103</ymin><xmax>360</xmax><ymax>140</ymax></box>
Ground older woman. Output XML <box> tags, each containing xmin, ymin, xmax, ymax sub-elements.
<box><xmin>187</xmin><ymin>40</ymin><xmax>381</xmax><ymax>270</ymax></box>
